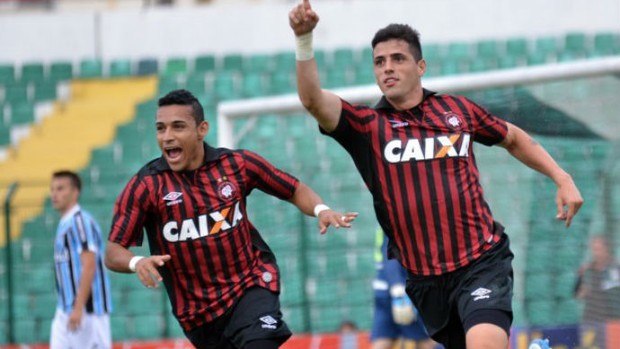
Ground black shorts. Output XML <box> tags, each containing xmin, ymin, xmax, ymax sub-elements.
<box><xmin>405</xmin><ymin>232</ymin><xmax>514</xmax><ymax>349</ymax></box>
<box><xmin>184</xmin><ymin>287</ymin><xmax>292</xmax><ymax>349</ymax></box>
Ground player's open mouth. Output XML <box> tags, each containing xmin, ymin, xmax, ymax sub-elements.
<box><xmin>165</xmin><ymin>147</ymin><xmax>183</xmax><ymax>161</ymax></box>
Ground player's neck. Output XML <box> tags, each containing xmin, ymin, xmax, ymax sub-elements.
<box><xmin>386</xmin><ymin>87</ymin><xmax>424</xmax><ymax>111</ymax></box>
<box><xmin>187</xmin><ymin>144</ymin><xmax>206</xmax><ymax>171</ymax></box>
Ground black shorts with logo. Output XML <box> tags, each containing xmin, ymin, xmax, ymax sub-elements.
<box><xmin>184</xmin><ymin>287</ymin><xmax>292</xmax><ymax>349</ymax></box>
<box><xmin>405</xmin><ymin>229</ymin><xmax>514</xmax><ymax>349</ymax></box>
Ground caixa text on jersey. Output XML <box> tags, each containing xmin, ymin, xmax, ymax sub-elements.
<box><xmin>162</xmin><ymin>202</ymin><xmax>243</xmax><ymax>242</ymax></box>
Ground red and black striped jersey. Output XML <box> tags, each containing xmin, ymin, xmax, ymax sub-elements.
<box><xmin>322</xmin><ymin>89</ymin><xmax>508</xmax><ymax>276</ymax></box>
<box><xmin>108</xmin><ymin>143</ymin><xmax>299</xmax><ymax>330</ymax></box>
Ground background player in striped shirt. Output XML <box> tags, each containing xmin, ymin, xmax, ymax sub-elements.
<box><xmin>50</xmin><ymin>170</ymin><xmax>112</xmax><ymax>349</ymax></box>
<box><xmin>104</xmin><ymin>89</ymin><xmax>357</xmax><ymax>349</ymax></box>
<box><xmin>289</xmin><ymin>1</ymin><xmax>583</xmax><ymax>348</ymax></box>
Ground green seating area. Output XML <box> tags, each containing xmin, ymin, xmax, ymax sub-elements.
<box><xmin>1</xmin><ymin>31</ymin><xmax>619</xmax><ymax>344</ymax></box>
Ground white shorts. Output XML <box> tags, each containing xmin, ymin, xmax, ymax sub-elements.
<box><xmin>50</xmin><ymin>308</ymin><xmax>111</xmax><ymax>349</ymax></box>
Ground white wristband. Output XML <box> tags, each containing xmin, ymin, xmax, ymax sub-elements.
<box><xmin>313</xmin><ymin>204</ymin><xmax>330</xmax><ymax>217</ymax></box>
<box><xmin>128</xmin><ymin>256</ymin><xmax>145</xmax><ymax>272</ymax></box>
<box><xmin>295</xmin><ymin>32</ymin><xmax>314</xmax><ymax>61</ymax></box>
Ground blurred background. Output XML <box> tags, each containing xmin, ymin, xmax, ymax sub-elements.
<box><xmin>1</xmin><ymin>0</ymin><xmax>620</xmax><ymax>348</ymax></box>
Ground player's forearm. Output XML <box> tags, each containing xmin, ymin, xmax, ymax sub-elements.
<box><xmin>296</xmin><ymin>60</ymin><xmax>342</xmax><ymax>131</ymax></box>
<box><xmin>104</xmin><ymin>241</ymin><xmax>135</xmax><ymax>273</ymax></box>
<box><xmin>296</xmin><ymin>59</ymin><xmax>324</xmax><ymax>112</ymax></box>
<box><xmin>288</xmin><ymin>182</ymin><xmax>324</xmax><ymax>217</ymax></box>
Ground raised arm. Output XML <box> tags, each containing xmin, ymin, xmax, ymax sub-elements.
<box><xmin>289</xmin><ymin>0</ymin><xmax>343</xmax><ymax>132</ymax></box>
<box><xmin>498</xmin><ymin>122</ymin><xmax>583</xmax><ymax>227</ymax></box>
<box><xmin>287</xmin><ymin>182</ymin><xmax>358</xmax><ymax>234</ymax></box>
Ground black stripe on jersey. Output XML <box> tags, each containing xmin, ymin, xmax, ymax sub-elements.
<box><xmin>177</xmin><ymin>170</ymin><xmax>224</xmax><ymax>321</ymax></box>
<box><xmin>425</xmin><ymin>100</ymin><xmax>465</xmax><ymax>270</ymax></box>
<box><xmin>96</xmin><ymin>257</ymin><xmax>109</xmax><ymax>312</ymax></box>
<box><xmin>199</xmin><ymin>168</ymin><xmax>231</xmax><ymax>321</ymax></box>
<box><xmin>376</xmin><ymin>113</ymin><xmax>423</xmax><ymax>273</ymax></box>
<box><xmin>419</xmin><ymin>129</ymin><xmax>449</xmax><ymax>274</ymax></box>
<box><xmin>206</xmin><ymin>173</ymin><xmax>239</xmax><ymax>295</ymax></box>
<box><xmin>221</xmin><ymin>154</ymin><xmax>254</xmax><ymax>273</ymax></box>
<box><xmin>188</xmin><ymin>171</ymin><xmax>222</xmax><ymax>319</ymax></box>
<box><xmin>115</xmin><ymin>176</ymin><xmax>148</xmax><ymax>246</ymax></box>
<box><xmin>206</xmin><ymin>160</ymin><xmax>248</xmax><ymax>281</ymax></box>
<box><xmin>346</xmin><ymin>102</ymin><xmax>377</xmax><ymax>127</ymax></box>
<box><xmin>86</xmin><ymin>295</ymin><xmax>94</xmax><ymax>313</ymax></box>
<box><xmin>417</xmin><ymin>108</ymin><xmax>453</xmax><ymax>273</ymax></box>
<box><xmin>164</xmin><ymin>173</ymin><xmax>199</xmax><ymax>318</ymax></box>
<box><xmin>145</xmin><ymin>174</ymin><xmax>182</xmax><ymax>315</ymax></box>
<box><xmin>145</xmin><ymin>175</ymin><xmax>164</xmax><ymax>255</ymax></box>
<box><xmin>428</xmin><ymin>98</ymin><xmax>477</xmax><ymax>262</ymax></box>
<box><xmin>54</xmin><ymin>264</ymin><xmax>67</xmax><ymax>310</ymax></box>
<box><xmin>449</xmin><ymin>96</ymin><xmax>493</xmax><ymax>249</ymax></box>
<box><xmin>463</xmin><ymin>97</ymin><xmax>507</xmax><ymax>144</ymax></box>
<box><xmin>64</xmin><ymin>233</ymin><xmax>78</xmax><ymax>306</ymax></box>
<box><xmin>113</xmin><ymin>176</ymin><xmax>136</xmax><ymax>240</ymax></box>
<box><xmin>74</xmin><ymin>212</ymin><xmax>89</xmax><ymax>250</ymax></box>
<box><xmin>242</xmin><ymin>151</ymin><xmax>296</xmax><ymax>197</ymax></box>
<box><xmin>394</xmin><ymin>112</ymin><xmax>427</xmax><ymax>273</ymax></box>
<box><xmin>91</xmin><ymin>220</ymin><xmax>110</xmax><ymax>313</ymax></box>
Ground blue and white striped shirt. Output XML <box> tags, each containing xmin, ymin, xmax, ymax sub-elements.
<box><xmin>54</xmin><ymin>205</ymin><xmax>112</xmax><ymax>315</ymax></box>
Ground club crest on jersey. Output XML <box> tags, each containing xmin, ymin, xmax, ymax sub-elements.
<box><xmin>163</xmin><ymin>191</ymin><xmax>183</xmax><ymax>206</ymax></box>
<box><xmin>383</xmin><ymin>133</ymin><xmax>471</xmax><ymax>163</ymax></box>
<box><xmin>217</xmin><ymin>179</ymin><xmax>237</xmax><ymax>201</ymax></box>
<box><xmin>444</xmin><ymin>112</ymin><xmax>463</xmax><ymax>129</ymax></box>
<box><xmin>162</xmin><ymin>201</ymin><xmax>244</xmax><ymax>242</ymax></box>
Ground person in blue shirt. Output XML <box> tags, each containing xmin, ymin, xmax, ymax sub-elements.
<box><xmin>50</xmin><ymin>170</ymin><xmax>112</xmax><ymax>349</ymax></box>
<box><xmin>371</xmin><ymin>229</ymin><xmax>436</xmax><ymax>349</ymax></box>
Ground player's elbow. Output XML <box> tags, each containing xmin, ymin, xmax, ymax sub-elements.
<box><xmin>299</xmin><ymin>92</ymin><xmax>321</xmax><ymax>114</ymax></box>
<box><xmin>103</xmin><ymin>251</ymin><xmax>113</xmax><ymax>271</ymax></box>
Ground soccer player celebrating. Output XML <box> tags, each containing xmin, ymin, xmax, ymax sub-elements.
<box><xmin>288</xmin><ymin>1</ymin><xmax>583</xmax><ymax>348</ymax></box>
<box><xmin>105</xmin><ymin>89</ymin><xmax>357</xmax><ymax>349</ymax></box>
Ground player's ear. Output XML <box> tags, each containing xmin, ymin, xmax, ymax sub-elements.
<box><xmin>198</xmin><ymin>120</ymin><xmax>209</xmax><ymax>139</ymax></box>
<box><xmin>417</xmin><ymin>59</ymin><xmax>426</xmax><ymax>76</ymax></box>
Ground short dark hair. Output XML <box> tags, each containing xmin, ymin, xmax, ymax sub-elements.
<box><xmin>158</xmin><ymin>89</ymin><xmax>205</xmax><ymax>125</ymax></box>
<box><xmin>371</xmin><ymin>24</ymin><xmax>423</xmax><ymax>61</ymax></box>
<box><xmin>52</xmin><ymin>170</ymin><xmax>82</xmax><ymax>192</ymax></box>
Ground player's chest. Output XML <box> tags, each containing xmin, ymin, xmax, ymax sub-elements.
<box><xmin>153</xmin><ymin>172</ymin><xmax>245</xmax><ymax>214</ymax></box>
<box><xmin>376</xmin><ymin>111</ymin><xmax>472</xmax><ymax>163</ymax></box>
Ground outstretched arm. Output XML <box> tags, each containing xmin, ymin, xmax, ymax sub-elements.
<box><xmin>105</xmin><ymin>241</ymin><xmax>171</xmax><ymax>288</ymax></box>
<box><xmin>289</xmin><ymin>0</ymin><xmax>343</xmax><ymax>132</ymax></box>
<box><xmin>287</xmin><ymin>182</ymin><xmax>358</xmax><ymax>234</ymax></box>
<box><xmin>498</xmin><ymin>122</ymin><xmax>583</xmax><ymax>227</ymax></box>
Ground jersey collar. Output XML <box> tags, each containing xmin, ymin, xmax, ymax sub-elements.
<box><xmin>374</xmin><ymin>88</ymin><xmax>436</xmax><ymax>111</ymax></box>
<box><xmin>60</xmin><ymin>204</ymin><xmax>80</xmax><ymax>225</ymax></box>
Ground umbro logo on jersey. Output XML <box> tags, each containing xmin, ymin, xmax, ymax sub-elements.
<box><xmin>260</xmin><ymin>315</ymin><xmax>278</xmax><ymax>329</ymax></box>
<box><xmin>471</xmin><ymin>287</ymin><xmax>492</xmax><ymax>301</ymax></box>
<box><xmin>388</xmin><ymin>119</ymin><xmax>410</xmax><ymax>128</ymax></box>
<box><xmin>163</xmin><ymin>192</ymin><xmax>183</xmax><ymax>206</ymax></box>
